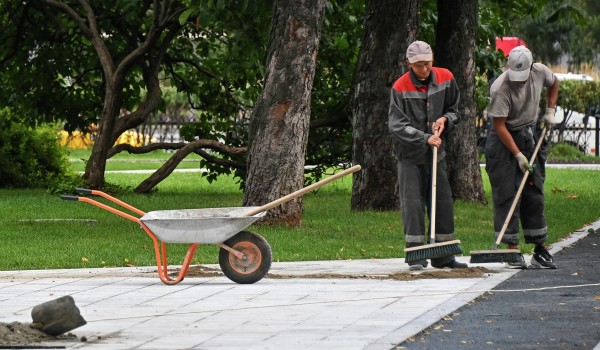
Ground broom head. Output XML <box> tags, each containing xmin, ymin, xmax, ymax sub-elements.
<box><xmin>404</xmin><ymin>240</ymin><xmax>463</xmax><ymax>264</ymax></box>
<box><xmin>469</xmin><ymin>249</ymin><xmax>523</xmax><ymax>263</ymax></box>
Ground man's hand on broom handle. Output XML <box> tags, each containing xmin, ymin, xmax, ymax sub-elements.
<box><xmin>429</xmin><ymin>117</ymin><xmax>446</xmax><ymax>148</ymax></box>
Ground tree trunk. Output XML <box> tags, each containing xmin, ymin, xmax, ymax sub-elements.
<box><xmin>244</xmin><ymin>0</ymin><xmax>326</xmax><ymax>226</ymax></box>
<box><xmin>83</xmin><ymin>91</ymin><xmax>121</xmax><ymax>189</ymax></box>
<box><xmin>435</xmin><ymin>0</ymin><xmax>486</xmax><ymax>203</ymax></box>
<box><xmin>351</xmin><ymin>0</ymin><xmax>421</xmax><ymax>211</ymax></box>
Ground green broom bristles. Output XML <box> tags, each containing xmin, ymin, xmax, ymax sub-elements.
<box><xmin>404</xmin><ymin>240</ymin><xmax>463</xmax><ymax>264</ymax></box>
<box><xmin>469</xmin><ymin>249</ymin><xmax>523</xmax><ymax>263</ymax></box>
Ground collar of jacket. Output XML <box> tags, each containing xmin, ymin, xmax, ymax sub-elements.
<box><xmin>409</xmin><ymin>68</ymin><xmax>437</xmax><ymax>88</ymax></box>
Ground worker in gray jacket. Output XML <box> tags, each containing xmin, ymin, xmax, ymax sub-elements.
<box><xmin>485</xmin><ymin>45</ymin><xmax>559</xmax><ymax>269</ymax></box>
<box><xmin>388</xmin><ymin>40</ymin><xmax>466</xmax><ymax>271</ymax></box>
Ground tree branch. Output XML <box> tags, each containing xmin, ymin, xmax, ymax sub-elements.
<box><xmin>40</xmin><ymin>0</ymin><xmax>92</xmax><ymax>38</ymax></box>
<box><xmin>128</xmin><ymin>139</ymin><xmax>247</xmax><ymax>193</ymax></box>
<box><xmin>108</xmin><ymin>139</ymin><xmax>247</xmax><ymax>158</ymax></box>
<box><xmin>113</xmin><ymin>24</ymin><xmax>182</xmax><ymax>138</ymax></box>
<box><xmin>40</xmin><ymin>0</ymin><xmax>115</xmax><ymax>79</ymax></box>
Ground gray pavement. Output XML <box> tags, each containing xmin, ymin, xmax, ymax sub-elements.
<box><xmin>1</xmin><ymin>219</ymin><xmax>599</xmax><ymax>350</ymax></box>
<box><xmin>397</xmin><ymin>226</ymin><xmax>600</xmax><ymax>350</ymax></box>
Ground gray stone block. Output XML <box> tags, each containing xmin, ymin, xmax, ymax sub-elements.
<box><xmin>31</xmin><ymin>295</ymin><xmax>87</xmax><ymax>336</ymax></box>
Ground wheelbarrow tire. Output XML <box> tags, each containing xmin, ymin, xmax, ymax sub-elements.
<box><xmin>219</xmin><ymin>231</ymin><xmax>272</xmax><ymax>284</ymax></box>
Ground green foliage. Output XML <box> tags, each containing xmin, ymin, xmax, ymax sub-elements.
<box><xmin>514</xmin><ymin>0</ymin><xmax>600</xmax><ymax>67</ymax></box>
<box><xmin>2</xmin><ymin>0</ymin><xmax>595</xmax><ymax>192</ymax></box>
<box><xmin>0</xmin><ymin>0</ymin><xmax>164</xmax><ymax>129</ymax></box>
<box><xmin>179</xmin><ymin>0</ymin><xmax>364</xmax><ymax>186</ymax></box>
<box><xmin>558</xmin><ymin>80</ymin><xmax>600</xmax><ymax>114</ymax></box>
<box><xmin>305</xmin><ymin>0</ymin><xmax>363</xmax><ymax>180</ymax></box>
<box><xmin>475</xmin><ymin>75</ymin><xmax>492</xmax><ymax>114</ymax></box>
<box><xmin>0</xmin><ymin>109</ymin><xmax>73</xmax><ymax>189</ymax></box>
<box><xmin>548</xmin><ymin>142</ymin><xmax>599</xmax><ymax>161</ymax></box>
<box><xmin>421</xmin><ymin>0</ymin><xmax>549</xmax><ymax>116</ymax></box>
<box><xmin>173</xmin><ymin>1</ymin><xmax>274</xmax><ymax>184</ymax></box>
<box><xmin>476</xmin><ymin>1</ymin><xmax>511</xmax><ymax>79</ymax></box>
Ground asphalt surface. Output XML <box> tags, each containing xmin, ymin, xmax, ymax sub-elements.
<box><xmin>396</xmin><ymin>228</ymin><xmax>600</xmax><ymax>350</ymax></box>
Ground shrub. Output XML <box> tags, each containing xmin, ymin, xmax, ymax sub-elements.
<box><xmin>548</xmin><ymin>142</ymin><xmax>600</xmax><ymax>163</ymax></box>
<box><xmin>0</xmin><ymin>109</ymin><xmax>73</xmax><ymax>189</ymax></box>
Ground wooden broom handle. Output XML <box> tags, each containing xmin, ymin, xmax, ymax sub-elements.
<box><xmin>430</xmin><ymin>145</ymin><xmax>438</xmax><ymax>244</ymax></box>
<box><xmin>242</xmin><ymin>164</ymin><xmax>362</xmax><ymax>217</ymax></box>
<box><xmin>430</xmin><ymin>127</ymin><xmax>442</xmax><ymax>244</ymax></box>
<box><xmin>495</xmin><ymin>127</ymin><xmax>547</xmax><ymax>245</ymax></box>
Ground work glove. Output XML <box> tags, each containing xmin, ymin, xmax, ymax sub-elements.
<box><xmin>515</xmin><ymin>152</ymin><xmax>532</xmax><ymax>173</ymax></box>
<box><xmin>541</xmin><ymin>107</ymin><xmax>555</xmax><ymax>129</ymax></box>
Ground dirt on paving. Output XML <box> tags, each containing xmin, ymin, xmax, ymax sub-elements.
<box><xmin>182</xmin><ymin>265</ymin><xmax>496</xmax><ymax>280</ymax></box>
<box><xmin>0</xmin><ymin>321</ymin><xmax>80</xmax><ymax>347</ymax></box>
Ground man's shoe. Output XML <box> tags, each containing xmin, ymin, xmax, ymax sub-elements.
<box><xmin>408</xmin><ymin>260</ymin><xmax>428</xmax><ymax>271</ymax></box>
<box><xmin>506</xmin><ymin>260</ymin><xmax>528</xmax><ymax>269</ymax></box>
<box><xmin>506</xmin><ymin>254</ymin><xmax>528</xmax><ymax>269</ymax></box>
<box><xmin>530</xmin><ymin>245</ymin><xmax>557</xmax><ymax>269</ymax></box>
<box><xmin>432</xmin><ymin>260</ymin><xmax>468</xmax><ymax>269</ymax></box>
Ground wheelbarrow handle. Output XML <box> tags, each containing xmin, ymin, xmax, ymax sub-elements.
<box><xmin>63</xmin><ymin>188</ymin><xmax>146</xmax><ymax>216</ymax></box>
<box><xmin>75</xmin><ymin>188</ymin><xmax>94</xmax><ymax>195</ymax></box>
<box><xmin>242</xmin><ymin>164</ymin><xmax>362</xmax><ymax>217</ymax></box>
<box><xmin>61</xmin><ymin>195</ymin><xmax>80</xmax><ymax>201</ymax></box>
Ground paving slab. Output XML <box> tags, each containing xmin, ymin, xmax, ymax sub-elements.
<box><xmin>0</xmin><ymin>259</ymin><xmax>517</xmax><ymax>349</ymax></box>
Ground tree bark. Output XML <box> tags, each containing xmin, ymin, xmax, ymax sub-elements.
<box><xmin>244</xmin><ymin>0</ymin><xmax>326</xmax><ymax>226</ymax></box>
<box><xmin>435</xmin><ymin>0</ymin><xmax>486</xmax><ymax>203</ymax></box>
<box><xmin>351</xmin><ymin>0</ymin><xmax>421</xmax><ymax>211</ymax></box>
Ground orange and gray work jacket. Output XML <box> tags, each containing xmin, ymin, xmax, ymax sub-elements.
<box><xmin>388</xmin><ymin>67</ymin><xmax>460</xmax><ymax>164</ymax></box>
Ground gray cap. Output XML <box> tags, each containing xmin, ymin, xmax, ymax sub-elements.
<box><xmin>507</xmin><ymin>45</ymin><xmax>533</xmax><ymax>81</ymax></box>
<box><xmin>406</xmin><ymin>41</ymin><xmax>433</xmax><ymax>63</ymax></box>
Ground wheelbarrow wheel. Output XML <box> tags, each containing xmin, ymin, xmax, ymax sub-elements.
<box><xmin>219</xmin><ymin>231</ymin><xmax>272</xmax><ymax>284</ymax></box>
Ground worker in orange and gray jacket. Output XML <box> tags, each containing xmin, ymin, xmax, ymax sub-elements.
<box><xmin>388</xmin><ymin>40</ymin><xmax>467</xmax><ymax>271</ymax></box>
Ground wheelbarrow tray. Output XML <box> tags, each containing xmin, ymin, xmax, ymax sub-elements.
<box><xmin>140</xmin><ymin>207</ymin><xmax>266</xmax><ymax>244</ymax></box>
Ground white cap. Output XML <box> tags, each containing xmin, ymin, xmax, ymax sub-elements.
<box><xmin>507</xmin><ymin>45</ymin><xmax>533</xmax><ymax>81</ymax></box>
<box><xmin>406</xmin><ymin>41</ymin><xmax>433</xmax><ymax>63</ymax></box>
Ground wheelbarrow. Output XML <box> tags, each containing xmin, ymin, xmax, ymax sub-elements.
<box><xmin>60</xmin><ymin>165</ymin><xmax>361</xmax><ymax>285</ymax></box>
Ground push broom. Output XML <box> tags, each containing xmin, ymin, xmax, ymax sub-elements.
<box><xmin>404</xmin><ymin>140</ymin><xmax>463</xmax><ymax>264</ymax></box>
<box><xmin>470</xmin><ymin>126</ymin><xmax>548</xmax><ymax>264</ymax></box>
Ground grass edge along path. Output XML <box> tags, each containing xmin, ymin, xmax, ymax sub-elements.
<box><xmin>0</xmin><ymin>168</ymin><xmax>598</xmax><ymax>270</ymax></box>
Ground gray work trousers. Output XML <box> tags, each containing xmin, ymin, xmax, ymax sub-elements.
<box><xmin>398</xmin><ymin>157</ymin><xmax>456</xmax><ymax>265</ymax></box>
<box><xmin>484</xmin><ymin>126</ymin><xmax>548</xmax><ymax>246</ymax></box>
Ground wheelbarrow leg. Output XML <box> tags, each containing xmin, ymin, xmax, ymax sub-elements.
<box><xmin>141</xmin><ymin>224</ymin><xmax>199</xmax><ymax>285</ymax></box>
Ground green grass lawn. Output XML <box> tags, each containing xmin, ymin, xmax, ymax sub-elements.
<box><xmin>0</xmin><ymin>150</ymin><xmax>599</xmax><ymax>270</ymax></box>
<box><xmin>66</xmin><ymin>148</ymin><xmax>202</xmax><ymax>172</ymax></box>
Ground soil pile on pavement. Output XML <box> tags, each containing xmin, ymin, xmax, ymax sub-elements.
<box><xmin>183</xmin><ymin>265</ymin><xmax>495</xmax><ymax>280</ymax></box>
<box><xmin>0</xmin><ymin>321</ymin><xmax>78</xmax><ymax>346</ymax></box>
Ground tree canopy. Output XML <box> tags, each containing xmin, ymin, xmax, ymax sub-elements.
<box><xmin>1</xmin><ymin>0</ymin><xmax>598</xmax><ymax>219</ymax></box>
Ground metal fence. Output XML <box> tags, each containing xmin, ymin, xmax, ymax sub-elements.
<box><xmin>549</xmin><ymin>120</ymin><xmax>600</xmax><ymax>156</ymax></box>
<box><xmin>476</xmin><ymin>115</ymin><xmax>600</xmax><ymax>157</ymax></box>
<box><xmin>131</xmin><ymin>113</ymin><xmax>600</xmax><ymax>157</ymax></box>
<box><xmin>130</xmin><ymin>113</ymin><xmax>199</xmax><ymax>145</ymax></box>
